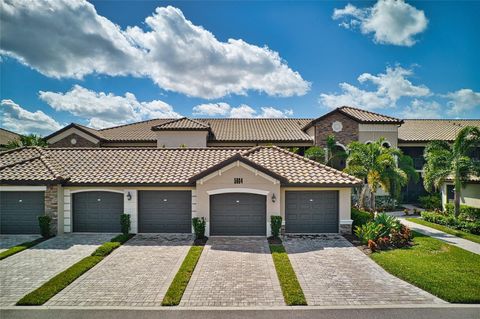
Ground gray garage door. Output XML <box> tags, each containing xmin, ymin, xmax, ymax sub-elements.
<box><xmin>285</xmin><ymin>191</ymin><xmax>339</xmax><ymax>233</ymax></box>
<box><xmin>138</xmin><ymin>191</ymin><xmax>191</xmax><ymax>233</ymax></box>
<box><xmin>73</xmin><ymin>191</ymin><xmax>123</xmax><ymax>232</ymax></box>
<box><xmin>0</xmin><ymin>191</ymin><xmax>44</xmax><ymax>234</ymax></box>
<box><xmin>210</xmin><ymin>193</ymin><xmax>266</xmax><ymax>236</ymax></box>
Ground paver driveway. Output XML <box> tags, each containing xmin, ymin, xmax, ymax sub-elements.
<box><xmin>0</xmin><ymin>234</ymin><xmax>41</xmax><ymax>253</ymax></box>
<box><xmin>180</xmin><ymin>237</ymin><xmax>284</xmax><ymax>307</ymax></box>
<box><xmin>284</xmin><ymin>235</ymin><xmax>445</xmax><ymax>305</ymax></box>
<box><xmin>0</xmin><ymin>233</ymin><xmax>113</xmax><ymax>306</ymax></box>
<box><xmin>47</xmin><ymin>234</ymin><xmax>192</xmax><ymax>307</ymax></box>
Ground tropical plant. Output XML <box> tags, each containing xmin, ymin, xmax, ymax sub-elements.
<box><xmin>374</xmin><ymin>213</ymin><xmax>401</xmax><ymax>237</ymax></box>
<box><xmin>423</xmin><ymin>126</ymin><xmax>480</xmax><ymax>217</ymax></box>
<box><xmin>354</xmin><ymin>222</ymin><xmax>382</xmax><ymax>244</ymax></box>
<box><xmin>304</xmin><ymin>146</ymin><xmax>325</xmax><ymax>163</ymax></box>
<box><xmin>5</xmin><ymin>134</ymin><xmax>47</xmax><ymax>149</ymax></box>
<box><xmin>304</xmin><ymin>135</ymin><xmax>347</xmax><ymax>170</ymax></box>
<box><xmin>345</xmin><ymin>138</ymin><xmax>409</xmax><ymax>210</ymax></box>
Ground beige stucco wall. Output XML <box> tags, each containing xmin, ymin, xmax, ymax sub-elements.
<box><xmin>441</xmin><ymin>182</ymin><xmax>480</xmax><ymax>209</ymax></box>
<box><xmin>358</xmin><ymin>131</ymin><xmax>398</xmax><ymax>148</ymax></box>
<box><xmin>156</xmin><ymin>131</ymin><xmax>208</xmax><ymax>148</ymax></box>
<box><xmin>195</xmin><ymin>164</ymin><xmax>281</xmax><ymax>236</ymax></box>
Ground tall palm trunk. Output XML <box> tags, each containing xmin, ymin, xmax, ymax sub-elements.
<box><xmin>454</xmin><ymin>176</ymin><xmax>461</xmax><ymax>217</ymax></box>
<box><xmin>358</xmin><ymin>185</ymin><xmax>368</xmax><ymax>209</ymax></box>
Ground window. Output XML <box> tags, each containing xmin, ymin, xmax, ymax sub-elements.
<box><xmin>234</xmin><ymin>178</ymin><xmax>243</xmax><ymax>184</ymax></box>
<box><xmin>382</xmin><ymin>141</ymin><xmax>391</xmax><ymax>148</ymax></box>
<box><xmin>446</xmin><ymin>185</ymin><xmax>455</xmax><ymax>201</ymax></box>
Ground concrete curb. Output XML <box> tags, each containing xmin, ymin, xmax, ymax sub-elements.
<box><xmin>2</xmin><ymin>304</ymin><xmax>479</xmax><ymax>319</ymax></box>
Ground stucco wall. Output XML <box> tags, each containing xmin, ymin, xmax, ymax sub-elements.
<box><xmin>156</xmin><ymin>131</ymin><xmax>208</xmax><ymax>148</ymax></box>
<box><xmin>358</xmin><ymin>130</ymin><xmax>398</xmax><ymax>148</ymax></box>
<box><xmin>441</xmin><ymin>182</ymin><xmax>480</xmax><ymax>209</ymax></box>
<box><xmin>195</xmin><ymin>164</ymin><xmax>281</xmax><ymax>236</ymax></box>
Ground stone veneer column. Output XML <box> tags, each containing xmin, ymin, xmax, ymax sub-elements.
<box><xmin>45</xmin><ymin>185</ymin><xmax>59</xmax><ymax>234</ymax></box>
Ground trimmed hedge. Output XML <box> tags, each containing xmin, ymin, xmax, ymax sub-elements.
<box><xmin>445</xmin><ymin>203</ymin><xmax>480</xmax><ymax>221</ymax></box>
<box><xmin>17</xmin><ymin>233</ymin><xmax>134</xmax><ymax>305</ymax></box>
<box><xmin>421</xmin><ymin>211</ymin><xmax>480</xmax><ymax>235</ymax></box>
<box><xmin>0</xmin><ymin>237</ymin><xmax>50</xmax><ymax>261</ymax></box>
<box><xmin>418</xmin><ymin>194</ymin><xmax>442</xmax><ymax>210</ymax></box>
<box><xmin>352</xmin><ymin>208</ymin><xmax>373</xmax><ymax>229</ymax></box>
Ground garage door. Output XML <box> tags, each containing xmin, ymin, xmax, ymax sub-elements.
<box><xmin>73</xmin><ymin>191</ymin><xmax>123</xmax><ymax>232</ymax></box>
<box><xmin>210</xmin><ymin>193</ymin><xmax>266</xmax><ymax>236</ymax></box>
<box><xmin>0</xmin><ymin>191</ymin><xmax>44</xmax><ymax>234</ymax></box>
<box><xmin>138</xmin><ymin>191</ymin><xmax>191</xmax><ymax>233</ymax></box>
<box><xmin>285</xmin><ymin>191</ymin><xmax>338</xmax><ymax>233</ymax></box>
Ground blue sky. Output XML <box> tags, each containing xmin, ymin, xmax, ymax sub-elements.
<box><xmin>1</xmin><ymin>0</ymin><xmax>479</xmax><ymax>136</ymax></box>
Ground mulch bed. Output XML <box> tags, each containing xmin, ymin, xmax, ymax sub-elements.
<box><xmin>267</xmin><ymin>236</ymin><xmax>283</xmax><ymax>245</ymax></box>
<box><xmin>193</xmin><ymin>237</ymin><xmax>208</xmax><ymax>246</ymax></box>
<box><xmin>343</xmin><ymin>234</ymin><xmax>372</xmax><ymax>256</ymax></box>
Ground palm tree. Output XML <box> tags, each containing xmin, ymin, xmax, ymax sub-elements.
<box><xmin>5</xmin><ymin>134</ymin><xmax>47</xmax><ymax>149</ymax></box>
<box><xmin>304</xmin><ymin>135</ymin><xmax>347</xmax><ymax>170</ymax></box>
<box><xmin>423</xmin><ymin>126</ymin><xmax>480</xmax><ymax>217</ymax></box>
<box><xmin>345</xmin><ymin>138</ymin><xmax>409</xmax><ymax>210</ymax></box>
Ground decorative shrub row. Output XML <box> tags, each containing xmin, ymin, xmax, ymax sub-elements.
<box><xmin>354</xmin><ymin>213</ymin><xmax>412</xmax><ymax>251</ymax></box>
<box><xmin>444</xmin><ymin>204</ymin><xmax>480</xmax><ymax>221</ymax></box>
<box><xmin>421</xmin><ymin>211</ymin><xmax>480</xmax><ymax>235</ymax></box>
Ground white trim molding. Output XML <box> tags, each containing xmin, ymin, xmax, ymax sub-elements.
<box><xmin>198</xmin><ymin>161</ymin><xmax>280</xmax><ymax>185</ymax></box>
<box><xmin>0</xmin><ymin>186</ymin><xmax>46</xmax><ymax>191</ymax></box>
<box><xmin>207</xmin><ymin>188</ymin><xmax>270</xmax><ymax>196</ymax></box>
<box><xmin>69</xmin><ymin>189</ymin><xmax>124</xmax><ymax>194</ymax></box>
<box><xmin>340</xmin><ymin>219</ymin><xmax>353</xmax><ymax>225</ymax></box>
<box><xmin>47</xmin><ymin>127</ymin><xmax>100</xmax><ymax>144</ymax></box>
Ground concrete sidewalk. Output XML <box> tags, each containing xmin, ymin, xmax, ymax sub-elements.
<box><xmin>400</xmin><ymin>218</ymin><xmax>480</xmax><ymax>255</ymax></box>
<box><xmin>2</xmin><ymin>304</ymin><xmax>480</xmax><ymax>319</ymax></box>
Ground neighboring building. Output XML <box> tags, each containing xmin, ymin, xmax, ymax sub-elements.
<box><xmin>441</xmin><ymin>177</ymin><xmax>480</xmax><ymax>209</ymax></box>
<box><xmin>0</xmin><ymin>128</ymin><xmax>21</xmax><ymax>150</ymax></box>
<box><xmin>0</xmin><ymin>146</ymin><xmax>360</xmax><ymax>236</ymax></box>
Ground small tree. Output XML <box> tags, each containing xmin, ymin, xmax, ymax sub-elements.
<box><xmin>192</xmin><ymin>217</ymin><xmax>206</xmax><ymax>239</ymax></box>
<box><xmin>423</xmin><ymin>126</ymin><xmax>480</xmax><ymax>217</ymax></box>
<box><xmin>5</xmin><ymin>134</ymin><xmax>47</xmax><ymax>149</ymax></box>
<box><xmin>270</xmin><ymin>215</ymin><xmax>282</xmax><ymax>238</ymax></box>
<box><xmin>38</xmin><ymin>216</ymin><xmax>52</xmax><ymax>238</ymax></box>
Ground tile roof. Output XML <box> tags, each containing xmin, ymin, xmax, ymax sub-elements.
<box><xmin>0</xmin><ymin>128</ymin><xmax>21</xmax><ymax>145</ymax></box>
<box><xmin>96</xmin><ymin>118</ymin><xmax>313</xmax><ymax>142</ymax></box>
<box><xmin>152</xmin><ymin>118</ymin><xmax>210</xmax><ymax>131</ymax></box>
<box><xmin>399</xmin><ymin>120</ymin><xmax>480</xmax><ymax>142</ymax></box>
<box><xmin>0</xmin><ymin>146</ymin><xmax>361</xmax><ymax>186</ymax></box>
<box><xmin>337</xmin><ymin>106</ymin><xmax>403</xmax><ymax>124</ymax></box>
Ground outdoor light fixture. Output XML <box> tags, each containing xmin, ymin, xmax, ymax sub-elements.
<box><xmin>126</xmin><ymin>192</ymin><xmax>132</xmax><ymax>201</ymax></box>
<box><xmin>271</xmin><ymin>193</ymin><xmax>276</xmax><ymax>203</ymax></box>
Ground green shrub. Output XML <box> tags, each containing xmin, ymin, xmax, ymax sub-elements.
<box><xmin>418</xmin><ymin>193</ymin><xmax>442</xmax><ymax>210</ymax></box>
<box><xmin>38</xmin><ymin>215</ymin><xmax>51</xmax><ymax>238</ymax></box>
<box><xmin>271</xmin><ymin>215</ymin><xmax>282</xmax><ymax>238</ymax></box>
<box><xmin>192</xmin><ymin>217</ymin><xmax>206</xmax><ymax>239</ymax></box>
<box><xmin>110</xmin><ymin>233</ymin><xmax>133</xmax><ymax>244</ymax></box>
<box><xmin>120</xmin><ymin>214</ymin><xmax>131</xmax><ymax>235</ymax></box>
<box><xmin>304</xmin><ymin>146</ymin><xmax>325</xmax><ymax>163</ymax></box>
<box><xmin>374</xmin><ymin>213</ymin><xmax>401</xmax><ymax>237</ymax></box>
<box><xmin>354</xmin><ymin>222</ymin><xmax>382</xmax><ymax>244</ymax></box>
<box><xmin>351</xmin><ymin>208</ymin><xmax>373</xmax><ymax>228</ymax></box>
<box><xmin>375</xmin><ymin>196</ymin><xmax>396</xmax><ymax>211</ymax></box>
<box><xmin>91</xmin><ymin>242</ymin><xmax>121</xmax><ymax>257</ymax></box>
<box><xmin>445</xmin><ymin>204</ymin><xmax>480</xmax><ymax>221</ymax></box>
<box><xmin>421</xmin><ymin>211</ymin><xmax>480</xmax><ymax>235</ymax></box>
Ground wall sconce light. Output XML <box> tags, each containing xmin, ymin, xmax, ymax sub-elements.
<box><xmin>271</xmin><ymin>193</ymin><xmax>276</xmax><ymax>203</ymax></box>
<box><xmin>126</xmin><ymin>192</ymin><xmax>132</xmax><ymax>201</ymax></box>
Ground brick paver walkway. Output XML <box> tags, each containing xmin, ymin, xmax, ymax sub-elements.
<box><xmin>46</xmin><ymin>234</ymin><xmax>192</xmax><ymax>307</ymax></box>
<box><xmin>284</xmin><ymin>235</ymin><xmax>445</xmax><ymax>306</ymax></box>
<box><xmin>0</xmin><ymin>234</ymin><xmax>41</xmax><ymax>253</ymax></box>
<box><xmin>0</xmin><ymin>233</ymin><xmax>113</xmax><ymax>306</ymax></box>
<box><xmin>180</xmin><ymin>237</ymin><xmax>284</xmax><ymax>307</ymax></box>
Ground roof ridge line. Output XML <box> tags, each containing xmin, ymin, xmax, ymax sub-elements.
<box><xmin>339</xmin><ymin>106</ymin><xmax>401</xmax><ymax>121</ymax></box>
<box><xmin>38</xmin><ymin>153</ymin><xmax>66</xmax><ymax>181</ymax></box>
<box><xmin>0</xmin><ymin>153</ymin><xmax>42</xmax><ymax>170</ymax></box>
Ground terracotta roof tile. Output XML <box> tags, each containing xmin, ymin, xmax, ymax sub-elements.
<box><xmin>399</xmin><ymin>119</ymin><xmax>480</xmax><ymax>142</ymax></box>
<box><xmin>152</xmin><ymin>118</ymin><xmax>210</xmax><ymax>131</ymax></box>
<box><xmin>0</xmin><ymin>147</ymin><xmax>361</xmax><ymax>186</ymax></box>
<box><xmin>338</xmin><ymin>106</ymin><xmax>403</xmax><ymax>124</ymax></box>
<box><xmin>0</xmin><ymin>128</ymin><xmax>21</xmax><ymax>145</ymax></box>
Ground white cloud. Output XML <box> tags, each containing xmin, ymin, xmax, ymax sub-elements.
<box><xmin>445</xmin><ymin>89</ymin><xmax>480</xmax><ymax>115</ymax></box>
<box><xmin>333</xmin><ymin>0</ymin><xmax>428</xmax><ymax>46</ymax></box>
<box><xmin>39</xmin><ymin>85</ymin><xmax>180</xmax><ymax>129</ymax></box>
<box><xmin>193</xmin><ymin>103</ymin><xmax>231</xmax><ymax>116</ymax></box>
<box><xmin>1</xmin><ymin>1</ymin><xmax>310</xmax><ymax>99</ymax></box>
<box><xmin>358</xmin><ymin>66</ymin><xmax>430</xmax><ymax>101</ymax></box>
<box><xmin>401</xmin><ymin>99</ymin><xmax>442</xmax><ymax>119</ymax></box>
<box><xmin>319</xmin><ymin>66</ymin><xmax>429</xmax><ymax>110</ymax></box>
<box><xmin>193</xmin><ymin>102</ymin><xmax>293</xmax><ymax>118</ymax></box>
<box><xmin>0</xmin><ymin>99</ymin><xmax>63</xmax><ymax>136</ymax></box>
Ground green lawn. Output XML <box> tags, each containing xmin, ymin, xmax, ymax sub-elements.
<box><xmin>162</xmin><ymin>246</ymin><xmax>204</xmax><ymax>306</ymax></box>
<box><xmin>0</xmin><ymin>237</ymin><xmax>50</xmax><ymax>261</ymax></box>
<box><xmin>269</xmin><ymin>244</ymin><xmax>307</xmax><ymax>306</ymax></box>
<box><xmin>371</xmin><ymin>232</ymin><xmax>480</xmax><ymax>303</ymax></box>
<box><xmin>17</xmin><ymin>233</ymin><xmax>134</xmax><ymax>305</ymax></box>
<box><xmin>407</xmin><ymin>218</ymin><xmax>480</xmax><ymax>244</ymax></box>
